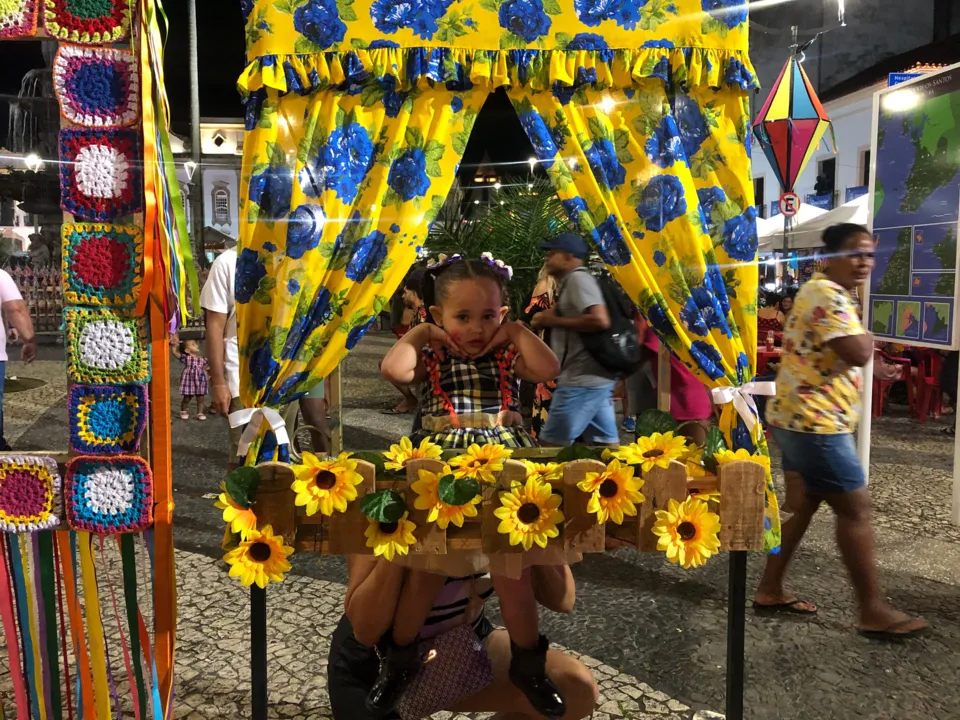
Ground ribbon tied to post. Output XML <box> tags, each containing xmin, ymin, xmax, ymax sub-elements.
<box><xmin>228</xmin><ymin>407</ymin><xmax>290</xmax><ymax>460</ymax></box>
<box><xmin>711</xmin><ymin>381</ymin><xmax>776</xmax><ymax>432</ymax></box>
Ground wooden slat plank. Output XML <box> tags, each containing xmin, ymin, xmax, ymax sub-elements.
<box><xmin>481</xmin><ymin>459</ymin><xmax>527</xmax><ymax>555</ymax></box>
<box><xmin>636</xmin><ymin>460</ymin><xmax>687</xmax><ymax>551</ymax></box>
<box><xmin>560</xmin><ymin>460</ymin><xmax>606</xmax><ymax>553</ymax></box>
<box><xmin>251</xmin><ymin>462</ymin><xmax>297</xmax><ymax>547</ymax></box>
<box><xmin>327</xmin><ymin>459</ymin><xmax>376</xmax><ymax>554</ymax></box>
<box><xmin>718</xmin><ymin>460</ymin><xmax>766</xmax><ymax>551</ymax></box>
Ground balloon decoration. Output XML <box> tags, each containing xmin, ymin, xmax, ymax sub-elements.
<box><xmin>752</xmin><ymin>54</ymin><xmax>832</xmax><ymax>193</ymax></box>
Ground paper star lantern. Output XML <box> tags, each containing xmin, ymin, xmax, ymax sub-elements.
<box><xmin>751</xmin><ymin>55</ymin><xmax>831</xmax><ymax>193</ymax></box>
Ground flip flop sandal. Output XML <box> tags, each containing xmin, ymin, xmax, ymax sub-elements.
<box><xmin>858</xmin><ymin>618</ymin><xmax>927</xmax><ymax>641</ymax></box>
<box><xmin>380</xmin><ymin>407</ymin><xmax>411</xmax><ymax>415</ymax></box>
<box><xmin>197</xmin><ymin>414</ymin><xmax>207</xmax><ymax>421</ymax></box>
<box><xmin>180</xmin><ymin>412</ymin><xmax>190</xmax><ymax>420</ymax></box>
<box><xmin>752</xmin><ymin>599</ymin><xmax>818</xmax><ymax>615</ymax></box>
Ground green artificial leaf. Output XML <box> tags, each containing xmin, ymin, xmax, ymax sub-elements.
<box><xmin>353</xmin><ymin>451</ymin><xmax>386</xmax><ymax>474</ymax></box>
<box><xmin>359</xmin><ymin>489</ymin><xmax>406</xmax><ymax>522</ymax></box>
<box><xmin>635</xmin><ymin>409</ymin><xmax>679</xmax><ymax>438</ymax></box>
<box><xmin>404</xmin><ymin>126</ymin><xmax>425</xmax><ymax>149</ymax></box>
<box><xmin>554</xmin><ymin>445</ymin><xmax>604</xmax><ymax>463</ymax></box>
<box><xmin>438</xmin><ymin>474</ymin><xmax>481</xmax><ymax>506</ymax></box>
<box><xmin>425</xmin><ymin>158</ymin><xmax>443</xmax><ymax>178</ymax></box>
<box><xmin>703</xmin><ymin>426</ymin><xmax>728</xmax><ymax>474</ymax></box>
<box><xmin>225</xmin><ymin>467</ymin><xmax>261</xmax><ymax>509</ymax></box>
<box><xmin>587</xmin><ymin>116</ymin><xmax>609</xmax><ymax>141</ymax></box>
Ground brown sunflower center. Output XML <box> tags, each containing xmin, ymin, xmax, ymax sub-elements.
<box><xmin>314</xmin><ymin>469</ymin><xmax>337</xmax><ymax>489</ymax></box>
<box><xmin>517</xmin><ymin>503</ymin><xmax>541</xmax><ymax>524</ymax></box>
<box><xmin>379</xmin><ymin>521</ymin><xmax>399</xmax><ymax>534</ymax></box>
<box><xmin>677</xmin><ymin>521</ymin><xmax>697</xmax><ymax>541</ymax></box>
<box><xmin>642</xmin><ymin>449</ymin><xmax>665</xmax><ymax>459</ymax></box>
<box><xmin>599</xmin><ymin>479</ymin><xmax>619</xmax><ymax>498</ymax></box>
<box><xmin>248</xmin><ymin>541</ymin><xmax>272</xmax><ymax>562</ymax></box>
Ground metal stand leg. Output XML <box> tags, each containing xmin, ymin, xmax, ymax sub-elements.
<box><xmin>251</xmin><ymin>585</ymin><xmax>268</xmax><ymax>720</ymax></box>
<box><xmin>726</xmin><ymin>551</ymin><xmax>747</xmax><ymax>720</ymax></box>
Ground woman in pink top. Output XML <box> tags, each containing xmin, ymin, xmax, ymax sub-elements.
<box><xmin>627</xmin><ymin>316</ymin><xmax>712</xmax><ymax>442</ymax></box>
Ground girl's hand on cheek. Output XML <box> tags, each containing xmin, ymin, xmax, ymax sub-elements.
<box><xmin>478</xmin><ymin>320</ymin><xmax>519</xmax><ymax>357</ymax></box>
<box><xmin>424</xmin><ymin>324</ymin><xmax>464</xmax><ymax>361</ymax></box>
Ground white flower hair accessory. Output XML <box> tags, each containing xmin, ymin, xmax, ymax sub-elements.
<box><xmin>479</xmin><ymin>252</ymin><xmax>513</xmax><ymax>280</ymax></box>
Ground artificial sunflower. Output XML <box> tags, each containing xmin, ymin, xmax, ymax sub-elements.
<box><xmin>291</xmin><ymin>451</ymin><xmax>363</xmax><ymax>517</ymax></box>
<box><xmin>215</xmin><ymin>484</ymin><xmax>258</xmax><ymax>539</ymax></box>
<box><xmin>577</xmin><ymin>459</ymin><xmax>645</xmax><ymax>525</ymax></box>
<box><xmin>364</xmin><ymin>512</ymin><xmax>418</xmax><ymax>561</ymax></box>
<box><xmin>223</xmin><ymin>525</ymin><xmax>294</xmax><ymax>588</ymax></box>
<box><xmin>411</xmin><ymin>467</ymin><xmax>481</xmax><ymax>529</ymax></box>
<box><xmin>651</xmin><ymin>497</ymin><xmax>722</xmax><ymax>569</ymax></box>
<box><xmin>523</xmin><ymin>461</ymin><xmax>562</xmax><ymax>483</ymax></box>
<box><xmin>449</xmin><ymin>443</ymin><xmax>512</xmax><ymax>484</ymax></box>
<box><xmin>714</xmin><ymin>448</ymin><xmax>771</xmax><ymax>472</ymax></box>
<box><xmin>494</xmin><ymin>478</ymin><xmax>564</xmax><ymax>550</ymax></box>
<box><xmin>383</xmin><ymin>436</ymin><xmax>443</xmax><ymax>471</ymax></box>
<box><xmin>610</xmin><ymin>432</ymin><xmax>688</xmax><ymax>472</ymax></box>
<box><xmin>683</xmin><ymin>446</ymin><xmax>708</xmax><ymax>478</ymax></box>
<box><xmin>694</xmin><ymin>489</ymin><xmax>722</xmax><ymax>504</ymax></box>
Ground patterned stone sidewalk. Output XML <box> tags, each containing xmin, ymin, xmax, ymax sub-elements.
<box><xmin>3</xmin><ymin>360</ymin><xmax>67</xmax><ymax>446</ymax></box>
<box><xmin>172</xmin><ymin>550</ymin><xmax>721</xmax><ymax>719</ymax></box>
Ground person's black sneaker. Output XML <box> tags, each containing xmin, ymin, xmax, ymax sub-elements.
<box><xmin>508</xmin><ymin>635</ymin><xmax>566</xmax><ymax>718</ymax></box>
<box><xmin>365</xmin><ymin>636</ymin><xmax>421</xmax><ymax>714</ymax></box>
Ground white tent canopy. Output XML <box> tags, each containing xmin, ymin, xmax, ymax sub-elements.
<box><xmin>758</xmin><ymin>195</ymin><xmax>869</xmax><ymax>252</ymax></box>
<box><xmin>757</xmin><ymin>203</ymin><xmax>829</xmax><ymax>252</ymax></box>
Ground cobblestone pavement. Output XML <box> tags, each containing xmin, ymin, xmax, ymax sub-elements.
<box><xmin>10</xmin><ymin>333</ymin><xmax>960</xmax><ymax>719</ymax></box>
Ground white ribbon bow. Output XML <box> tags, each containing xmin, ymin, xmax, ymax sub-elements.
<box><xmin>711</xmin><ymin>381</ymin><xmax>776</xmax><ymax>432</ymax></box>
<box><xmin>228</xmin><ymin>407</ymin><xmax>290</xmax><ymax>460</ymax></box>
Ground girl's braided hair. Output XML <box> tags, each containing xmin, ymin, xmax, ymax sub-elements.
<box><xmin>421</xmin><ymin>258</ymin><xmax>509</xmax><ymax>322</ymax></box>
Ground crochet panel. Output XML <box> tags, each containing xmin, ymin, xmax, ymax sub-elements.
<box><xmin>64</xmin><ymin>306</ymin><xmax>150</xmax><ymax>384</ymax></box>
<box><xmin>59</xmin><ymin>128</ymin><xmax>142</xmax><ymax>221</ymax></box>
<box><xmin>62</xmin><ymin>223</ymin><xmax>143</xmax><ymax>306</ymax></box>
<box><xmin>53</xmin><ymin>45</ymin><xmax>139</xmax><ymax>127</ymax></box>
<box><xmin>65</xmin><ymin>455</ymin><xmax>153</xmax><ymax>533</ymax></box>
<box><xmin>0</xmin><ymin>455</ymin><xmax>62</xmax><ymax>534</ymax></box>
<box><xmin>68</xmin><ymin>384</ymin><xmax>148</xmax><ymax>455</ymax></box>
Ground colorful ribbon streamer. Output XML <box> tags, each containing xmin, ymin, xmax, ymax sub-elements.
<box><xmin>0</xmin><ymin>536</ymin><xmax>30</xmax><ymax>718</ymax></box>
<box><xmin>77</xmin><ymin>532</ymin><xmax>112</xmax><ymax>719</ymax></box>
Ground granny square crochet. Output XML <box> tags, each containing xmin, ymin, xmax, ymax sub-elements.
<box><xmin>43</xmin><ymin>0</ymin><xmax>133</xmax><ymax>44</ymax></box>
<box><xmin>0</xmin><ymin>0</ymin><xmax>38</xmax><ymax>39</ymax></box>
<box><xmin>53</xmin><ymin>46</ymin><xmax>139</xmax><ymax>128</ymax></box>
<box><xmin>0</xmin><ymin>455</ymin><xmax>61</xmax><ymax>534</ymax></box>
<box><xmin>68</xmin><ymin>384</ymin><xmax>148</xmax><ymax>455</ymax></box>
<box><xmin>62</xmin><ymin>224</ymin><xmax>143</xmax><ymax>306</ymax></box>
<box><xmin>64</xmin><ymin>306</ymin><xmax>150</xmax><ymax>385</ymax></box>
<box><xmin>59</xmin><ymin>128</ymin><xmax>142</xmax><ymax>221</ymax></box>
<box><xmin>65</xmin><ymin>455</ymin><xmax>152</xmax><ymax>534</ymax></box>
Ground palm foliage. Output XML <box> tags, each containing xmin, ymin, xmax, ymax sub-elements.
<box><xmin>426</xmin><ymin>177</ymin><xmax>573</xmax><ymax>314</ymax></box>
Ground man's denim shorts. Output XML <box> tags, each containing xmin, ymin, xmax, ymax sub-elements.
<box><xmin>539</xmin><ymin>381</ymin><xmax>619</xmax><ymax>445</ymax></box>
<box><xmin>769</xmin><ymin>426</ymin><xmax>865</xmax><ymax>495</ymax></box>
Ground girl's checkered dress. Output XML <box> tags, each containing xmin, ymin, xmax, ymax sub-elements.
<box><xmin>411</xmin><ymin>343</ymin><xmax>536</xmax><ymax>449</ymax></box>
<box><xmin>179</xmin><ymin>354</ymin><xmax>209</xmax><ymax>397</ymax></box>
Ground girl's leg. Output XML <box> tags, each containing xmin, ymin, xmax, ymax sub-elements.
<box><xmin>493</xmin><ymin>570</ymin><xmax>566</xmax><ymax>717</ymax></box>
<box><xmin>196</xmin><ymin>395</ymin><xmax>205</xmax><ymax>416</ymax></box>
<box><xmin>180</xmin><ymin>396</ymin><xmax>191</xmax><ymax>418</ymax></box>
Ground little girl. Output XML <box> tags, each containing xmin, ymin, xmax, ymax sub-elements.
<box><xmin>172</xmin><ymin>339</ymin><xmax>209</xmax><ymax>420</ymax></box>
<box><xmin>375</xmin><ymin>257</ymin><xmax>565</xmax><ymax>717</ymax></box>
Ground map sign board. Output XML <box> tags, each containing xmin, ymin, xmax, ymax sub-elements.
<box><xmin>868</xmin><ymin>65</ymin><xmax>960</xmax><ymax>349</ymax></box>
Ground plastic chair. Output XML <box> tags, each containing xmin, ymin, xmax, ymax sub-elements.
<box><xmin>914</xmin><ymin>350</ymin><xmax>943</xmax><ymax>423</ymax></box>
<box><xmin>871</xmin><ymin>351</ymin><xmax>911</xmax><ymax>418</ymax></box>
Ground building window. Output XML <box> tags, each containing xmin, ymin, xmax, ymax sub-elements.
<box><xmin>754</xmin><ymin>177</ymin><xmax>766</xmax><ymax>218</ymax></box>
<box><xmin>815</xmin><ymin>157</ymin><xmax>836</xmax><ymax>206</ymax></box>
<box><xmin>210</xmin><ymin>180</ymin><xmax>233</xmax><ymax>227</ymax></box>
<box><xmin>859</xmin><ymin>148</ymin><xmax>871</xmax><ymax>187</ymax></box>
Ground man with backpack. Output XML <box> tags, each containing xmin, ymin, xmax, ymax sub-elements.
<box><xmin>533</xmin><ymin>233</ymin><xmax>640</xmax><ymax>446</ymax></box>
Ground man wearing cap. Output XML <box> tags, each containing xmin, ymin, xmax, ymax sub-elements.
<box><xmin>531</xmin><ymin>233</ymin><xmax>618</xmax><ymax>446</ymax></box>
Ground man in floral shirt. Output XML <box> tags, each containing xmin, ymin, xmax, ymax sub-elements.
<box><xmin>757</xmin><ymin>223</ymin><xmax>926</xmax><ymax>640</ymax></box>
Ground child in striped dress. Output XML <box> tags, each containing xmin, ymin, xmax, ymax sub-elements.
<box><xmin>375</xmin><ymin>257</ymin><xmax>567</xmax><ymax>717</ymax></box>
<box><xmin>172</xmin><ymin>339</ymin><xmax>209</xmax><ymax>420</ymax></box>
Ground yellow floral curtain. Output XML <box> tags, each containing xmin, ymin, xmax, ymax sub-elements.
<box><xmin>236</xmin><ymin>0</ymin><xmax>780</xmax><ymax>548</ymax></box>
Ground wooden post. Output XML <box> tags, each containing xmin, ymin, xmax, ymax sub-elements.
<box><xmin>657</xmin><ymin>344</ymin><xmax>671</xmax><ymax>412</ymax></box>
<box><xmin>560</xmin><ymin>460</ymin><xmax>606</xmax><ymax>552</ymax></box>
<box><xmin>328</xmin><ymin>459</ymin><xmax>376</xmax><ymax>554</ymax></box>
<box><xmin>636</xmin><ymin>460</ymin><xmax>686</xmax><ymax>551</ymax></box>
<box><xmin>330</xmin><ymin>363</ymin><xmax>343</xmax><ymax>454</ymax></box>
<box><xmin>718</xmin><ymin>461</ymin><xmax>766</xmax><ymax>551</ymax></box>
<box><xmin>405</xmin><ymin>458</ymin><xmax>447</xmax><ymax>554</ymax></box>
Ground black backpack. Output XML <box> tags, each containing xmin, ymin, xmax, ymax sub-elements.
<box><xmin>563</xmin><ymin>268</ymin><xmax>643</xmax><ymax>377</ymax></box>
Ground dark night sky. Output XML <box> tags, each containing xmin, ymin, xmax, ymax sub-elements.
<box><xmin>0</xmin><ymin>0</ymin><xmax>533</xmax><ymax>176</ymax></box>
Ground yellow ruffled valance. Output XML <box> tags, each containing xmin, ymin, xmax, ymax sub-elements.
<box><xmin>237</xmin><ymin>46</ymin><xmax>760</xmax><ymax>97</ymax></box>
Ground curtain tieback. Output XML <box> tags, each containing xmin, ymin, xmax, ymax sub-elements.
<box><xmin>228</xmin><ymin>407</ymin><xmax>290</xmax><ymax>459</ymax></box>
<box><xmin>711</xmin><ymin>382</ymin><xmax>776</xmax><ymax>432</ymax></box>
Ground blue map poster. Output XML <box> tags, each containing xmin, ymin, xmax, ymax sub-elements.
<box><xmin>869</xmin><ymin>65</ymin><xmax>960</xmax><ymax>348</ymax></box>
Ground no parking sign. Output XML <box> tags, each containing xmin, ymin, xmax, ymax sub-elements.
<box><xmin>778</xmin><ymin>192</ymin><xmax>799</xmax><ymax>217</ymax></box>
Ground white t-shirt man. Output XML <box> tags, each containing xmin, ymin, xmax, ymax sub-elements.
<box><xmin>200</xmin><ymin>248</ymin><xmax>239</xmax><ymax>398</ymax></box>
<box><xmin>0</xmin><ymin>271</ymin><xmax>23</xmax><ymax>363</ymax></box>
